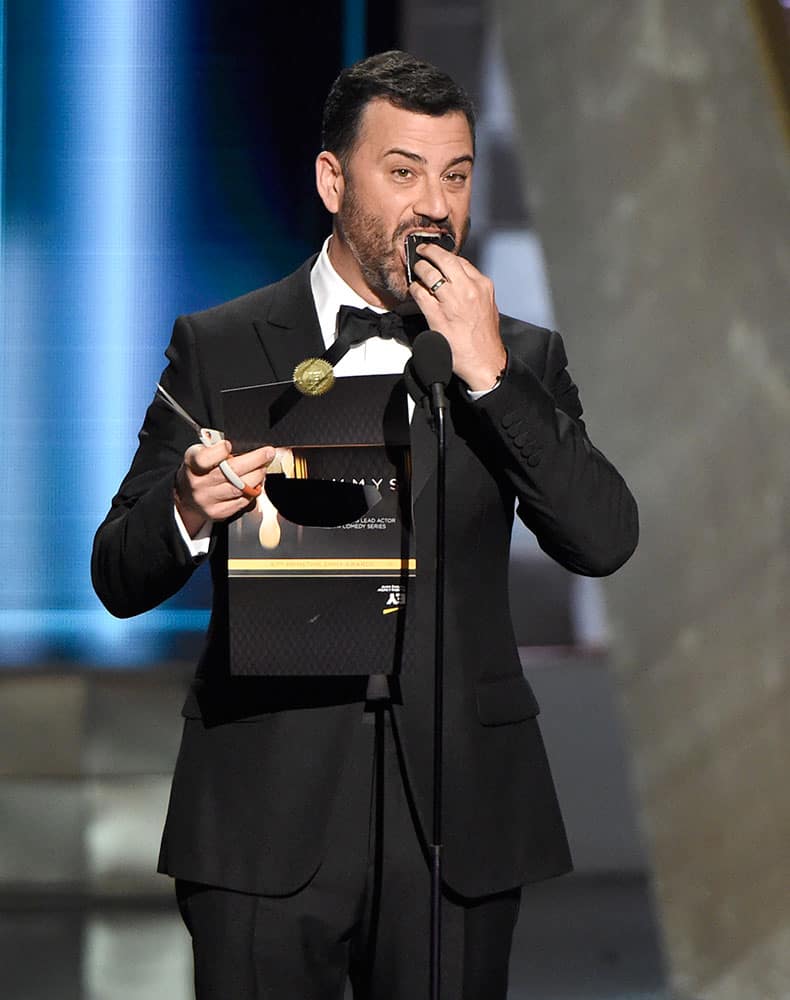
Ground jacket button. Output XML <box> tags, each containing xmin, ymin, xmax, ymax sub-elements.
<box><xmin>514</xmin><ymin>431</ymin><xmax>532</xmax><ymax>447</ymax></box>
<box><xmin>526</xmin><ymin>453</ymin><xmax>541</xmax><ymax>467</ymax></box>
<box><xmin>501</xmin><ymin>412</ymin><xmax>518</xmax><ymax>428</ymax></box>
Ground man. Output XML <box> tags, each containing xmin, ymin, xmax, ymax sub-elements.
<box><xmin>92</xmin><ymin>51</ymin><xmax>638</xmax><ymax>1000</ymax></box>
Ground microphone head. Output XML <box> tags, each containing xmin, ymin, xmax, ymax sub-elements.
<box><xmin>410</xmin><ymin>330</ymin><xmax>453</xmax><ymax>390</ymax></box>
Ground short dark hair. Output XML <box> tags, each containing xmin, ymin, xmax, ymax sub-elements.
<box><xmin>321</xmin><ymin>50</ymin><xmax>476</xmax><ymax>166</ymax></box>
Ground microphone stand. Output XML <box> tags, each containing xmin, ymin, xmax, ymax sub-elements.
<box><xmin>428</xmin><ymin>379</ymin><xmax>447</xmax><ymax>1000</ymax></box>
<box><xmin>406</xmin><ymin>330</ymin><xmax>452</xmax><ymax>1000</ymax></box>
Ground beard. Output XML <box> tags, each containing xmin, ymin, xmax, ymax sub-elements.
<box><xmin>336</xmin><ymin>179</ymin><xmax>470</xmax><ymax>304</ymax></box>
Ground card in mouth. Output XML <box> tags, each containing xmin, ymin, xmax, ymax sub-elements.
<box><xmin>404</xmin><ymin>231</ymin><xmax>455</xmax><ymax>284</ymax></box>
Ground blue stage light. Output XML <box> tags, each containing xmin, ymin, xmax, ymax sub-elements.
<box><xmin>0</xmin><ymin>1</ymin><xmax>210</xmax><ymax>666</ymax></box>
<box><xmin>1</xmin><ymin>2</ymin><xmax>355</xmax><ymax>668</ymax></box>
<box><xmin>343</xmin><ymin>0</ymin><xmax>366</xmax><ymax>67</ymax></box>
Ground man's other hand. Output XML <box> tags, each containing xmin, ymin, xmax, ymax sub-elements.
<box><xmin>409</xmin><ymin>244</ymin><xmax>507</xmax><ymax>392</ymax></box>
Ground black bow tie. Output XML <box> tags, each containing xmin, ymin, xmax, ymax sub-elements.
<box><xmin>269</xmin><ymin>304</ymin><xmax>432</xmax><ymax>427</ymax></box>
<box><xmin>321</xmin><ymin>305</ymin><xmax>425</xmax><ymax>368</ymax></box>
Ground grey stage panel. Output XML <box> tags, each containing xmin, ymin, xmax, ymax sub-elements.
<box><xmin>0</xmin><ymin>675</ymin><xmax>86</xmax><ymax>777</ymax></box>
<box><xmin>84</xmin><ymin>910</ymin><xmax>192</xmax><ymax>1000</ymax></box>
<box><xmin>85</xmin><ymin>775</ymin><xmax>173</xmax><ymax>895</ymax></box>
<box><xmin>0</xmin><ymin>778</ymin><xmax>86</xmax><ymax>886</ymax></box>
<box><xmin>83</xmin><ymin>673</ymin><xmax>187</xmax><ymax>777</ymax></box>
<box><xmin>0</xmin><ymin>909</ymin><xmax>82</xmax><ymax>1000</ymax></box>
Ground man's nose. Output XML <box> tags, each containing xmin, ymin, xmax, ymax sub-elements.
<box><xmin>412</xmin><ymin>177</ymin><xmax>449</xmax><ymax>222</ymax></box>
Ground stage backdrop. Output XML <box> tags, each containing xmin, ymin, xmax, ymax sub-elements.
<box><xmin>0</xmin><ymin>0</ymin><xmax>400</xmax><ymax>667</ymax></box>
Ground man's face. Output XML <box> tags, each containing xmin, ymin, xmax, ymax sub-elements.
<box><xmin>326</xmin><ymin>99</ymin><xmax>474</xmax><ymax>306</ymax></box>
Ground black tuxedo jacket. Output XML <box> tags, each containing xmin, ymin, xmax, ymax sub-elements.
<box><xmin>92</xmin><ymin>257</ymin><xmax>638</xmax><ymax>899</ymax></box>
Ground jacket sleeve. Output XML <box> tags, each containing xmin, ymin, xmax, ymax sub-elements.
<box><xmin>91</xmin><ymin>315</ymin><xmax>214</xmax><ymax>618</ymax></box>
<box><xmin>474</xmin><ymin>328</ymin><xmax>638</xmax><ymax>576</ymax></box>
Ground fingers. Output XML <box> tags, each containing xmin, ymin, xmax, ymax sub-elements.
<box><xmin>409</xmin><ymin>245</ymin><xmax>475</xmax><ymax>314</ymax></box>
<box><xmin>218</xmin><ymin>446</ymin><xmax>276</xmax><ymax>501</ymax></box>
<box><xmin>412</xmin><ymin>242</ymin><xmax>493</xmax><ymax>306</ymax></box>
<box><xmin>178</xmin><ymin>443</ymin><xmax>277</xmax><ymax>525</ymax></box>
<box><xmin>228</xmin><ymin>445</ymin><xmax>277</xmax><ymax>477</ymax></box>
<box><xmin>411</xmin><ymin>260</ymin><xmax>449</xmax><ymax>299</ymax></box>
<box><xmin>185</xmin><ymin>439</ymin><xmax>231</xmax><ymax>474</ymax></box>
<box><xmin>185</xmin><ymin>442</ymin><xmax>275</xmax><ymax>478</ymax></box>
<box><xmin>411</xmin><ymin>242</ymin><xmax>473</xmax><ymax>290</ymax></box>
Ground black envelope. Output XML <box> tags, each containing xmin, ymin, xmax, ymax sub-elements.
<box><xmin>221</xmin><ymin>374</ymin><xmax>415</xmax><ymax>676</ymax></box>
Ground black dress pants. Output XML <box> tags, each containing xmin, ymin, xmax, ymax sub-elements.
<box><xmin>175</xmin><ymin>703</ymin><xmax>520</xmax><ymax>999</ymax></box>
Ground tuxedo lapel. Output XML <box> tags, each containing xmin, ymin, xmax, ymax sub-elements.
<box><xmin>409</xmin><ymin>400</ymin><xmax>437</xmax><ymax>507</ymax></box>
<box><xmin>408</xmin><ymin>378</ymin><xmax>466</xmax><ymax>507</ymax></box>
<box><xmin>252</xmin><ymin>256</ymin><xmax>325</xmax><ymax>381</ymax></box>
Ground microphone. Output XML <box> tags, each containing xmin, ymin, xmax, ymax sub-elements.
<box><xmin>408</xmin><ymin>330</ymin><xmax>453</xmax><ymax>413</ymax></box>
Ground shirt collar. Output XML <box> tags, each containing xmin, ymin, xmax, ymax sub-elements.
<box><xmin>310</xmin><ymin>236</ymin><xmax>386</xmax><ymax>350</ymax></box>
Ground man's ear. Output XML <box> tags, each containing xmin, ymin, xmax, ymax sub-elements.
<box><xmin>315</xmin><ymin>151</ymin><xmax>345</xmax><ymax>214</ymax></box>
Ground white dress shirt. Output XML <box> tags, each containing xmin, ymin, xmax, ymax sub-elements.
<box><xmin>310</xmin><ymin>237</ymin><xmax>413</xmax><ymax>378</ymax></box>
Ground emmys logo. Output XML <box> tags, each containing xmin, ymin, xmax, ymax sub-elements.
<box><xmin>332</xmin><ymin>476</ymin><xmax>398</xmax><ymax>493</ymax></box>
<box><xmin>331</xmin><ymin>476</ymin><xmax>399</xmax><ymax>492</ymax></box>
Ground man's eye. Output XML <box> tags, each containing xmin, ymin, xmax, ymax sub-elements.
<box><xmin>444</xmin><ymin>172</ymin><xmax>468</xmax><ymax>185</ymax></box>
<box><xmin>393</xmin><ymin>168</ymin><xmax>413</xmax><ymax>179</ymax></box>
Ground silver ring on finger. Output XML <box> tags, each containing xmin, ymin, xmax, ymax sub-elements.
<box><xmin>429</xmin><ymin>277</ymin><xmax>447</xmax><ymax>295</ymax></box>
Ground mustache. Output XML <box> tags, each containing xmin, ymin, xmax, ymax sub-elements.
<box><xmin>394</xmin><ymin>216</ymin><xmax>456</xmax><ymax>244</ymax></box>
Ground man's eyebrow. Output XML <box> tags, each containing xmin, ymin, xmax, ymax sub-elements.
<box><xmin>382</xmin><ymin>148</ymin><xmax>474</xmax><ymax>168</ymax></box>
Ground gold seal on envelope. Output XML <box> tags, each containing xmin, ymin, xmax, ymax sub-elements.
<box><xmin>293</xmin><ymin>357</ymin><xmax>335</xmax><ymax>396</ymax></box>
